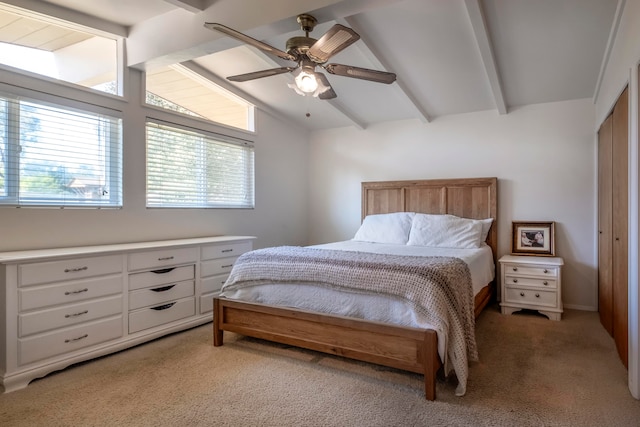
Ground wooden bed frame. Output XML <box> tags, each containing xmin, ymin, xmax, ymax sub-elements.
<box><xmin>213</xmin><ymin>177</ymin><xmax>498</xmax><ymax>400</ymax></box>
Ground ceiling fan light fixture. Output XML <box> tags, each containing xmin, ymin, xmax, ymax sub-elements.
<box><xmin>295</xmin><ymin>70</ymin><xmax>318</xmax><ymax>93</ymax></box>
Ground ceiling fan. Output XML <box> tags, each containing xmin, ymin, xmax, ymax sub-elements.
<box><xmin>204</xmin><ymin>14</ymin><xmax>396</xmax><ymax>100</ymax></box>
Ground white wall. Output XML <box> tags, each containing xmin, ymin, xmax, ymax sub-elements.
<box><xmin>0</xmin><ymin>69</ymin><xmax>310</xmax><ymax>252</ymax></box>
<box><xmin>308</xmin><ymin>99</ymin><xmax>596</xmax><ymax>310</ymax></box>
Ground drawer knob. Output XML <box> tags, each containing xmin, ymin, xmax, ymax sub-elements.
<box><xmin>65</xmin><ymin>334</ymin><xmax>88</xmax><ymax>343</ymax></box>
<box><xmin>65</xmin><ymin>288</ymin><xmax>88</xmax><ymax>296</ymax></box>
<box><xmin>512</xmin><ymin>279</ymin><xmax>518</xmax><ymax>283</ymax></box>
<box><xmin>512</xmin><ymin>267</ymin><xmax>518</xmax><ymax>272</ymax></box>
<box><xmin>520</xmin><ymin>292</ymin><xmax>525</xmax><ymax>297</ymax></box>
<box><xmin>543</xmin><ymin>269</ymin><xmax>548</xmax><ymax>273</ymax></box>
<box><xmin>65</xmin><ymin>310</ymin><xmax>88</xmax><ymax>318</ymax></box>
<box><xmin>64</xmin><ymin>266</ymin><xmax>88</xmax><ymax>273</ymax></box>
<box><xmin>535</xmin><ymin>293</ymin><xmax>540</xmax><ymax>298</ymax></box>
<box><xmin>543</xmin><ymin>281</ymin><xmax>548</xmax><ymax>286</ymax></box>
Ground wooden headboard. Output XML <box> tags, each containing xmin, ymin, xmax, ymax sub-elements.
<box><xmin>362</xmin><ymin>177</ymin><xmax>498</xmax><ymax>262</ymax></box>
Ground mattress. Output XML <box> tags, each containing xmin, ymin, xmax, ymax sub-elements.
<box><xmin>220</xmin><ymin>240</ymin><xmax>495</xmax><ymax>335</ymax></box>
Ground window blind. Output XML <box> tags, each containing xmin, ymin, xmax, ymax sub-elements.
<box><xmin>146</xmin><ymin>120</ymin><xmax>255</xmax><ymax>208</ymax></box>
<box><xmin>0</xmin><ymin>93</ymin><xmax>122</xmax><ymax>208</ymax></box>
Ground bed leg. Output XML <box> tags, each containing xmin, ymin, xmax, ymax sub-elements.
<box><xmin>213</xmin><ymin>297</ymin><xmax>223</xmax><ymax>347</ymax></box>
<box><xmin>424</xmin><ymin>330</ymin><xmax>437</xmax><ymax>401</ymax></box>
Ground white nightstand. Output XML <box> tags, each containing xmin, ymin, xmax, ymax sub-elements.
<box><xmin>499</xmin><ymin>255</ymin><xmax>564</xmax><ymax>321</ymax></box>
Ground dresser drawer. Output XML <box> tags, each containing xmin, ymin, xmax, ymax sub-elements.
<box><xmin>201</xmin><ymin>258</ymin><xmax>238</xmax><ymax>278</ymax></box>
<box><xmin>504</xmin><ymin>288</ymin><xmax>557</xmax><ymax>307</ymax></box>
<box><xmin>128</xmin><ymin>247</ymin><xmax>198</xmax><ymax>271</ymax></box>
<box><xmin>202</xmin><ymin>274</ymin><xmax>229</xmax><ymax>294</ymax></box>
<box><xmin>19</xmin><ymin>275</ymin><xmax>123</xmax><ymax>311</ymax></box>
<box><xmin>128</xmin><ymin>297</ymin><xmax>195</xmax><ymax>334</ymax></box>
<box><xmin>19</xmin><ymin>316</ymin><xmax>123</xmax><ymax>366</ymax></box>
<box><xmin>200</xmin><ymin>294</ymin><xmax>214</xmax><ymax>314</ymax></box>
<box><xmin>19</xmin><ymin>295</ymin><xmax>122</xmax><ymax>337</ymax></box>
<box><xmin>201</xmin><ymin>242</ymin><xmax>252</xmax><ymax>261</ymax></box>
<box><xmin>503</xmin><ymin>264</ymin><xmax>558</xmax><ymax>278</ymax></box>
<box><xmin>128</xmin><ymin>265</ymin><xmax>195</xmax><ymax>291</ymax></box>
<box><xmin>129</xmin><ymin>280</ymin><xmax>194</xmax><ymax>310</ymax></box>
<box><xmin>19</xmin><ymin>255</ymin><xmax>123</xmax><ymax>287</ymax></box>
<box><xmin>504</xmin><ymin>275</ymin><xmax>557</xmax><ymax>289</ymax></box>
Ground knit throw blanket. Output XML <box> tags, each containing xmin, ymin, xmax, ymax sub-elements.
<box><xmin>223</xmin><ymin>246</ymin><xmax>478</xmax><ymax>396</ymax></box>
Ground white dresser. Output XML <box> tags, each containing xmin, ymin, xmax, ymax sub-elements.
<box><xmin>0</xmin><ymin>236</ymin><xmax>254</xmax><ymax>392</ymax></box>
<box><xmin>499</xmin><ymin>255</ymin><xmax>564</xmax><ymax>321</ymax></box>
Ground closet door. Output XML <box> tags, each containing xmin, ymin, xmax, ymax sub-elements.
<box><xmin>598</xmin><ymin>114</ymin><xmax>613</xmax><ymax>335</ymax></box>
<box><xmin>612</xmin><ymin>86</ymin><xmax>628</xmax><ymax>368</ymax></box>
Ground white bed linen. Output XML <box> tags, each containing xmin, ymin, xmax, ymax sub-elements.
<box><xmin>221</xmin><ymin>241</ymin><xmax>495</xmax><ymax>365</ymax></box>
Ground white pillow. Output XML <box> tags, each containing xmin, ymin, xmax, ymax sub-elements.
<box><xmin>407</xmin><ymin>214</ymin><xmax>484</xmax><ymax>249</ymax></box>
<box><xmin>444</xmin><ymin>215</ymin><xmax>493</xmax><ymax>242</ymax></box>
<box><xmin>353</xmin><ymin>212</ymin><xmax>415</xmax><ymax>245</ymax></box>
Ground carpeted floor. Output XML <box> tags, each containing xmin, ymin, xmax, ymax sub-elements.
<box><xmin>1</xmin><ymin>305</ymin><xmax>639</xmax><ymax>426</ymax></box>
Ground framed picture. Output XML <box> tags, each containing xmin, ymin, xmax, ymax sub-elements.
<box><xmin>511</xmin><ymin>221</ymin><xmax>555</xmax><ymax>256</ymax></box>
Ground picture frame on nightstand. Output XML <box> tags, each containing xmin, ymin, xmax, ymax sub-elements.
<box><xmin>511</xmin><ymin>221</ymin><xmax>555</xmax><ymax>256</ymax></box>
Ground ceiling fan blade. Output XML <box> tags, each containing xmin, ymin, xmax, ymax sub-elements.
<box><xmin>315</xmin><ymin>72</ymin><xmax>337</xmax><ymax>99</ymax></box>
<box><xmin>204</xmin><ymin>22</ymin><xmax>296</xmax><ymax>62</ymax></box>
<box><xmin>227</xmin><ymin>67</ymin><xmax>296</xmax><ymax>82</ymax></box>
<box><xmin>324</xmin><ymin>63</ymin><xmax>396</xmax><ymax>84</ymax></box>
<box><xmin>307</xmin><ymin>24</ymin><xmax>360</xmax><ymax>63</ymax></box>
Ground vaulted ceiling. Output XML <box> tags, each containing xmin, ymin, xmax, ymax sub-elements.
<box><xmin>3</xmin><ymin>0</ymin><xmax>621</xmax><ymax>131</ymax></box>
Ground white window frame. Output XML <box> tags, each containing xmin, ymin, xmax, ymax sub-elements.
<box><xmin>145</xmin><ymin>118</ymin><xmax>255</xmax><ymax>209</ymax></box>
<box><xmin>0</xmin><ymin>85</ymin><xmax>123</xmax><ymax>208</ymax></box>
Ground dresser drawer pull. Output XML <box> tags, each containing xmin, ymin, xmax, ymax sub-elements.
<box><xmin>151</xmin><ymin>267</ymin><xmax>176</xmax><ymax>274</ymax></box>
<box><xmin>543</xmin><ymin>281</ymin><xmax>548</xmax><ymax>286</ymax></box>
<box><xmin>150</xmin><ymin>285</ymin><xmax>176</xmax><ymax>292</ymax></box>
<box><xmin>65</xmin><ymin>310</ymin><xmax>89</xmax><ymax>318</ymax></box>
<box><xmin>65</xmin><ymin>334</ymin><xmax>88</xmax><ymax>343</ymax></box>
<box><xmin>150</xmin><ymin>302</ymin><xmax>176</xmax><ymax>311</ymax></box>
<box><xmin>543</xmin><ymin>269</ymin><xmax>548</xmax><ymax>273</ymax></box>
<box><xmin>535</xmin><ymin>293</ymin><xmax>540</xmax><ymax>298</ymax></box>
<box><xmin>64</xmin><ymin>266</ymin><xmax>88</xmax><ymax>273</ymax></box>
<box><xmin>512</xmin><ymin>279</ymin><xmax>518</xmax><ymax>283</ymax></box>
<box><xmin>221</xmin><ymin>264</ymin><xmax>233</xmax><ymax>269</ymax></box>
<box><xmin>512</xmin><ymin>267</ymin><xmax>518</xmax><ymax>272</ymax></box>
<box><xmin>221</xmin><ymin>249</ymin><xmax>233</xmax><ymax>253</ymax></box>
<box><xmin>157</xmin><ymin>256</ymin><xmax>174</xmax><ymax>261</ymax></box>
<box><xmin>520</xmin><ymin>292</ymin><xmax>525</xmax><ymax>297</ymax></box>
<box><xmin>65</xmin><ymin>288</ymin><xmax>89</xmax><ymax>295</ymax></box>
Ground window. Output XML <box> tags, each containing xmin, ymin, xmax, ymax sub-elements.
<box><xmin>146</xmin><ymin>120</ymin><xmax>254</xmax><ymax>208</ymax></box>
<box><xmin>0</xmin><ymin>92</ymin><xmax>122</xmax><ymax>207</ymax></box>
<box><xmin>145</xmin><ymin>64</ymin><xmax>255</xmax><ymax>131</ymax></box>
<box><xmin>0</xmin><ymin>6</ymin><xmax>119</xmax><ymax>95</ymax></box>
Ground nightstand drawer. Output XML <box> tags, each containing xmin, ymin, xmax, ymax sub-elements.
<box><xmin>504</xmin><ymin>275</ymin><xmax>557</xmax><ymax>289</ymax></box>
<box><xmin>503</xmin><ymin>264</ymin><xmax>558</xmax><ymax>278</ymax></box>
<box><xmin>505</xmin><ymin>288</ymin><xmax>557</xmax><ymax>307</ymax></box>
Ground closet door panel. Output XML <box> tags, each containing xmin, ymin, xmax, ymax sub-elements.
<box><xmin>612</xmin><ymin>86</ymin><xmax>628</xmax><ymax>368</ymax></box>
<box><xmin>598</xmin><ymin>114</ymin><xmax>613</xmax><ymax>335</ymax></box>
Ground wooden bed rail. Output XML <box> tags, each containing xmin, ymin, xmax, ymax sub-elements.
<box><xmin>213</xmin><ymin>297</ymin><xmax>442</xmax><ymax>400</ymax></box>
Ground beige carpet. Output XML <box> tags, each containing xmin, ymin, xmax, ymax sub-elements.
<box><xmin>1</xmin><ymin>305</ymin><xmax>639</xmax><ymax>426</ymax></box>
